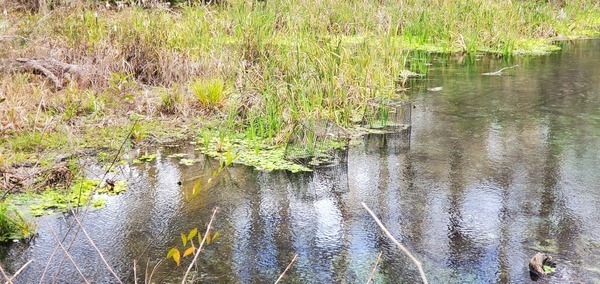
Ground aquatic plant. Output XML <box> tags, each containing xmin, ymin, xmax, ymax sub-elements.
<box><xmin>28</xmin><ymin>178</ymin><xmax>127</xmax><ymax>216</ymax></box>
<box><xmin>133</xmin><ymin>153</ymin><xmax>158</xmax><ymax>164</ymax></box>
<box><xmin>197</xmin><ymin>130</ymin><xmax>312</xmax><ymax>172</ymax></box>
<box><xmin>166</xmin><ymin>227</ymin><xmax>220</xmax><ymax>266</ymax></box>
<box><xmin>0</xmin><ymin>201</ymin><xmax>36</xmax><ymax>242</ymax></box>
<box><xmin>2</xmin><ymin>0</ymin><xmax>599</xmax><ymax>173</ymax></box>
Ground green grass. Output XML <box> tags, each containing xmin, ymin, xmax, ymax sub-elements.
<box><xmin>190</xmin><ymin>78</ymin><xmax>227</xmax><ymax>108</ymax></box>
<box><xmin>0</xmin><ymin>201</ymin><xmax>36</xmax><ymax>242</ymax></box>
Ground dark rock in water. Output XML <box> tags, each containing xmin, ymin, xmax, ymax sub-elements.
<box><xmin>529</xmin><ymin>252</ymin><xmax>556</xmax><ymax>281</ymax></box>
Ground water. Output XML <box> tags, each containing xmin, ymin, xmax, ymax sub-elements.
<box><xmin>3</xmin><ymin>40</ymin><xmax>600</xmax><ymax>283</ymax></box>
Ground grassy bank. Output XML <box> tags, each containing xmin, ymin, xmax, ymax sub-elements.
<box><xmin>1</xmin><ymin>0</ymin><xmax>599</xmax><ymax>188</ymax></box>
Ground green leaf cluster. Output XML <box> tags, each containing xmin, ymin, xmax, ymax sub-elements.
<box><xmin>0</xmin><ymin>201</ymin><xmax>36</xmax><ymax>242</ymax></box>
<box><xmin>29</xmin><ymin>178</ymin><xmax>127</xmax><ymax>216</ymax></box>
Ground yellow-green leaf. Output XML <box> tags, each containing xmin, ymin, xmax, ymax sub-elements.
<box><xmin>172</xmin><ymin>250</ymin><xmax>180</xmax><ymax>266</ymax></box>
<box><xmin>188</xmin><ymin>228</ymin><xmax>198</xmax><ymax>240</ymax></box>
<box><xmin>183</xmin><ymin>246</ymin><xmax>195</xmax><ymax>257</ymax></box>
<box><xmin>192</xmin><ymin>180</ymin><xmax>202</xmax><ymax>195</ymax></box>
<box><xmin>212</xmin><ymin>231</ymin><xmax>220</xmax><ymax>242</ymax></box>
<box><xmin>206</xmin><ymin>231</ymin><xmax>211</xmax><ymax>245</ymax></box>
<box><xmin>167</xmin><ymin>247</ymin><xmax>179</xmax><ymax>258</ymax></box>
<box><xmin>181</xmin><ymin>233</ymin><xmax>187</xmax><ymax>246</ymax></box>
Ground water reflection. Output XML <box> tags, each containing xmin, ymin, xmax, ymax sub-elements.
<box><xmin>3</xmin><ymin>40</ymin><xmax>600</xmax><ymax>283</ymax></box>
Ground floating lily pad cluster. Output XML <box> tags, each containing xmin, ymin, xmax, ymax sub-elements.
<box><xmin>197</xmin><ymin>132</ymin><xmax>311</xmax><ymax>173</ymax></box>
<box><xmin>133</xmin><ymin>154</ymin><xmax>157</xmax><ymax>164</ymax></box>
<box><xmin>29</xmin><ymin>178</ymin><xmax>127</xmax><ymax>216</ymax></box>
<box><xmin>165</xmin><ymin>152</ymin><xmax>198</xmax><ymax>166</ymax></box>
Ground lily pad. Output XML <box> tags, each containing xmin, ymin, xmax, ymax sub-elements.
<box><xmin>28</xmin><ymin>178</ymin><xmax>127</xmax><ymax>216</ymax></box>
<box><xmin>136</xmin><ymin>154</ymin><xmax>157</xmax><ymax>163</ymax></box>
<box><xmin>91</xmin><ymin>198</ymin><xmax>105</xmax><ymax>208</ymax></box>
<box><xmin>179</xmin><ymin>159</ymin><xmax>196</xmax><ymax>166</ymax></box>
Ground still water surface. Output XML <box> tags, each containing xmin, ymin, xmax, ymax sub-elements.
<box><xmin>2</xmin><ymin>40</ymin><xmax>600</xmax><ymax>283</ymax></box>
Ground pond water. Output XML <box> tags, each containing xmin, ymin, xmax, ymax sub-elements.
<box><xmin>2</xmin><ymin>40</ymin><xmax>600</xmax><ymax>283</ymax></box>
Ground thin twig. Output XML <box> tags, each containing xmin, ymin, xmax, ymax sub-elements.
<box><xmin>0</xmin><ymin>262</ymin><xmax>14</xmax><ymax>284</ymax></box>
<box><xmin>46</xmin><ymin>223</ymin><xmax>90</xmax><ymax>284</ymax></box>
<box><xmin>147</xmin><ymin>259</ymin><xmax>163</xmax><ymax>284</ymax></box>
<box><xmin>274</xmin><ymin>254</ymin><xmax>298</xmax><ymax>284</ymax></box>
<box><xmin>9</xmin><ymin>259</ymin><xmax>33</xmax><ymax>282</ymax></box>
<box><xmin>361</xmin><ymin>202</ymin><xmax>428</xmax><ymax>284</ymax></box>
<box><xmin>70</xmin><ymin>211</ymin><xmax>123</xmax><ymax>284</ymax></box>
<box><xmin>39</xmin><ymin>234</ymin><xmax>67</xmax><ymax>283</ymax></box>
<box><xmin>182</xmin><ymin>207</ymin><xmax>219</xmax><ymax>284</ymax></box>
<box><xmin>133</xmin><ymin>260</ymin><xmax>138</xmax><ymax>284</ymax></box>
<box><xmin>144</xmin><ymin>260</ymin><xmax>150</xmax><ymax>284</ymax></box>
<box><xmin>365</xmin><ymin>252</ymin><xmax>382</xmax><ymax>284</ymax></box>
<box><xmin>482</xmin><ymin>65</ymin><xmax>519</xmax><ymax>76</ymax></box>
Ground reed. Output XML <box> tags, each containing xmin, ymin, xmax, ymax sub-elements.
<box><xmin>1</xmin><ymin>0</ymin><xmax>599</xmax><ymax>167</ymax></box>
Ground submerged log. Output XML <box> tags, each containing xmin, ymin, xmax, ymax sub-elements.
<box><xmin>529</xmin><ymin>252</ymin><xmax>556</xmax><ymax>280</ymax></box>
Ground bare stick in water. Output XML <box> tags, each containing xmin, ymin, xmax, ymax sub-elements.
<box><xmin>133</xmin><ymin>260</ymin><xmax>138</xmax><ymax>284</ymax></box>
<box><xmin>70</xmin><ymin>211</ymin><xmax>123</xmax><ymax>284</ymax></box>
<box><xmin>182</xmin><ymin>207</ymin><xmax>219</xmax><ymax>284</ymax></box>
<box><xmin>47</xmin><ymin>223</ymin><xmax>90</xmax><ymax>284</ymax></box>
<box><xmin>361</xmin><ymin>202</ymin><xmax>428</xmax><ymax>284</ymax></box>
<box><xmin>274</xmin><ymin>254</ymin><xmax>298</xmax><ymax>284</ymax></box>
<box><xmin>482</xmin><ymin>65</ymin><xmax>519</xmax><ymax>76</ymax></box>
<box><xmin>146</xmin><ymin>259</ymin><xmax>163</xmax><ymax>284</ymax></box>
<box><xmin>0</xmin><ymin>262</ymin><xmax>13</xmax><ymax>284</ymax></box>
<box><xmin>9</xmin><ymin>259</ymin><xmax>33</xmax><ymax>282</ymax></box>
<box><xmin>365</xmin><ymin>252</ymin><xmax>383</xmax><ymax>284</ymax></box>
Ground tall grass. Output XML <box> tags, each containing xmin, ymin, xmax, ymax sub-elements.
<box><xmin>1</xmin><ymin>0</ymin><xmax>599</xmax><ymax>162</ymax></box>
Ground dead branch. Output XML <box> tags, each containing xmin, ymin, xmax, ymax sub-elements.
<box><xmin>182</xmin><ymin>207</ymin><xmax>219</xmax><ymax>284</ymax></box>
<box><xmin>9</xmin><ymin>259</ymin><xmax>33</xmax><ymax>282</ymax></box>
<box><xmin>70</xmin><ymin>211</ymin><xmax>123</xmax><ymax>284</ymax></box>
<box><xmin>274</xmin><ymin>254</ymin><xmax>298</xmax><ymax>284</ymax></box>
<box><xmin>1</xmin><ymin>57</ymin><xmax>88</xmax><ymax>90</ymax></box>
<box><xmin>482</xmin><ymin>65</ymin><xmax>519</xmax><ymax>76</ymax></box>
<box><xmin>361</xmin><ymin>202</ymin><xmax>428</xmax><ymax>284</ymax></box>
<box><xmin>0</xmin><ymin>262</ymin><xmax>14</xmax><ymax>284</ymax></box>
<box><xmin>365</xmin><ymin>252</ymin><xmax>382</xmax><ymax>284</ymax></box>
<box><xmin>46</xmin><ymin>222</ymin><xmax>90</xmax><ymax>284</ymax></box>
<box><xmin>146</xmin><ymin>259</ymin><xmax>164</xmax><ymax>284</ymax></box>
<box><xmin>133</xmin><ymin>260</ymin><xmax>138</xmax><ymax>284</ymax></box>
<box><xmin>15</xmin><ymin>58</ymin><xmax>62</xmax><ymax>88</ymax></box>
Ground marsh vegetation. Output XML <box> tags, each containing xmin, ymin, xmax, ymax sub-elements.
<box><xmin>0</xmin><ymin>1</ymin><xmax>600</xmax><ymax>282</ymax></box>
<box><xmin>2</xmin><ymin>0</ymin><xmax>599</xmax><ymax>170</ymax></box>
